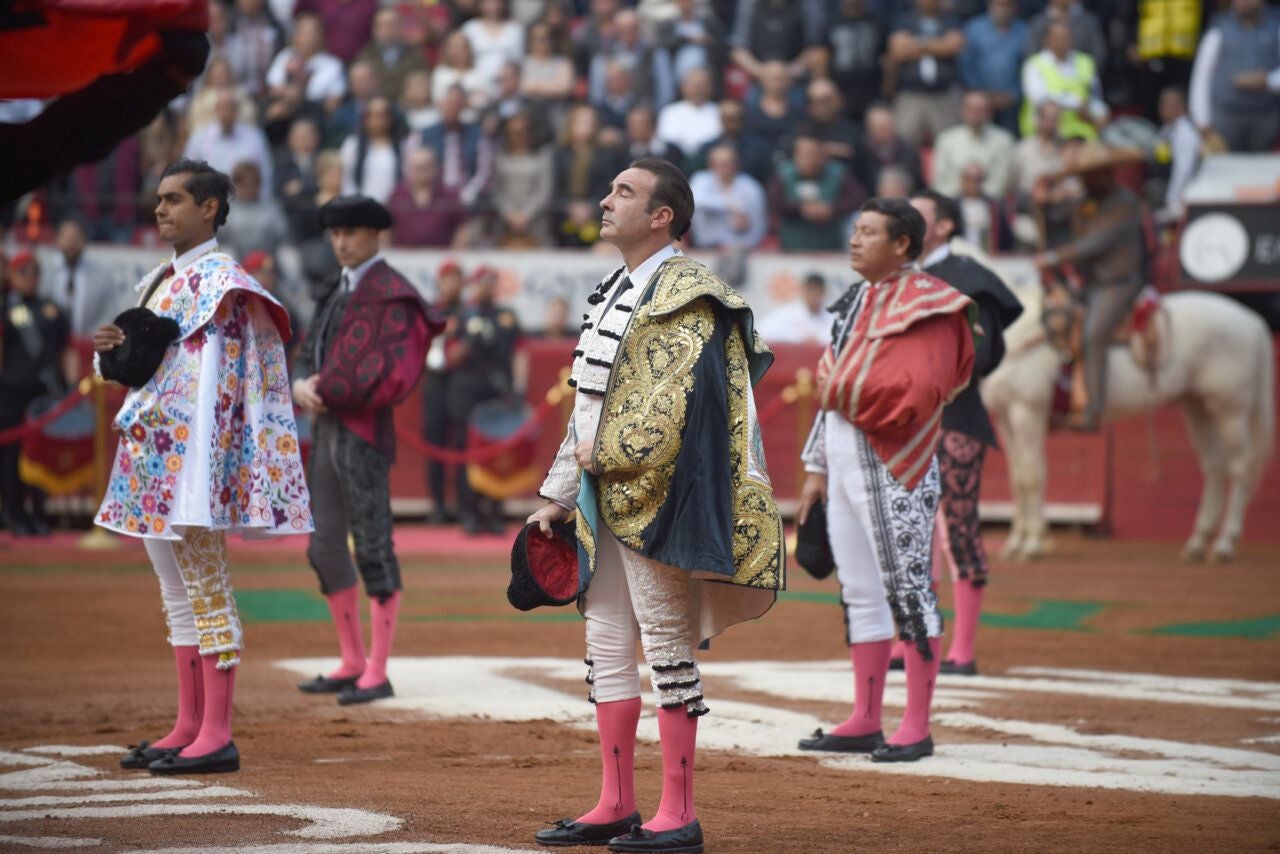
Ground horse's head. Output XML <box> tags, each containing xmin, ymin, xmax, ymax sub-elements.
<box><xmin>1039</xmin><ymin>273</ymin><xmax>1081</xmax><ymax>361</ymax></box>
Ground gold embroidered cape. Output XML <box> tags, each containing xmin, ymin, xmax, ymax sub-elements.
<box><xmin>575</xmin><ymin>256</ymin><xmax>785</xmax><ymax>640</ymax></box>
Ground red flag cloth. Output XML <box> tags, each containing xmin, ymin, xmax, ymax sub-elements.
<box><xmin>0</xmin><ymin>0</ymin><xmax>207</xmax><ymax>99</ymax></box>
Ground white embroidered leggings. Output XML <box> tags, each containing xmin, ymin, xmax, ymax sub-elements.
<box><xmin>143</xmin><ymin>528</ymin><xmax>242</xmax><ymax>668</ymax></box>
<box><xmin>582</xmin><ymin>526</ymin><xmax>706</xmax><ymax>714</ymax></box>
<box><xmin>825</xmin><ymin>417</ymin><xmax>899</xmax><ymax>645</ymax></box>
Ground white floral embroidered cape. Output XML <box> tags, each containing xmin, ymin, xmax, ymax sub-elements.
<box><xmin>96</xmin><ymin>254</ymin><xmax>313</xmax><ymax>540</ymax></box>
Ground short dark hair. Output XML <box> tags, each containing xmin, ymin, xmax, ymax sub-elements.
<box><xmin>911</xmin><ymin>188</ymin><xmax>964</xmax><ymax>239</ymax></box>
<box><xmin>859</xmin><ymin>196</ymin><xmax>926</xmax><ymax>261</ymax></box>
<box><xmin>630</xmin><ymin>156</ymin><xmax>693</xmax><ymax>240</ymax></box>
<box><xmin>161</xmin><ymin>158</ymin><xmax>233</xmax><ymax>230</ymax></box>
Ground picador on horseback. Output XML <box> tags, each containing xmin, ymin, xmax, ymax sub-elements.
<box><xmin>1032</xmin><ymin>141</ymin><xmax>1150</xmax><ymax>432</ymax></box>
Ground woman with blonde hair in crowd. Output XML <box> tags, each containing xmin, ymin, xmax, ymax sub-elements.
<box><xmin>433</xmin><ymin>31</ymin><xmax>490</xmax><ymax>114</ymax></box>
<box><xmin>188</xmin><ymin>56</ymin><xmax>258</xmax><ymax>131</ymax></box>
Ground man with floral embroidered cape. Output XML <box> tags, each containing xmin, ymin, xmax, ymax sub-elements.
<box><xmin>93</xmin><ymin>159</ymin><xmax>313</xmax><ymax>775</ymax></box>
<box><xmin>527</xmin><ymin>158</ymin><xmax>785</xmax><ymax>854</ymax></box>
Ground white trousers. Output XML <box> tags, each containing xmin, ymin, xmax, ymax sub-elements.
<box><xmin>581</xmin><ymin>526</ymin><xmax>705</xmax><ymax>713</ymax></box>
<box><xmin>142</xmin><ymin>528</ymin><xmax>241</xmax><ymax>666</ymax></box>
<box><xmin>824</xmin><ymin>414</ymin><xmax>944</xmax><ymax>646</ymax></box>
<box><xmin>825</xmin><ymin>416</ymin><xmax>898</xmax><ymax>645</ymax></box>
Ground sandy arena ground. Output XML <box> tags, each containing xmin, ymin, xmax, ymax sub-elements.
<box><xmin>2</xmin><ymin>528</ymin><xmax>1278</xmax><ymax>853</ymax></box>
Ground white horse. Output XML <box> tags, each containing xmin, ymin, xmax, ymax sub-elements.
<box><xmin>978</xmin><ymin>274</ymin><xmax>1275</xmax><ymax>562</ymax></box>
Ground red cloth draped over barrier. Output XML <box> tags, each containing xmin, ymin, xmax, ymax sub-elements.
<box><xmin>0</xmin><ymin>0</ymin><xmax>207</xmax><ymax>99</ymax></box>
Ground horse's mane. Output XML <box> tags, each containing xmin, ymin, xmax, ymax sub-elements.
<box><xmin>947</xmin><ymin>238</ymin><xmax>1045</xmax><ymax>354</ymax></box>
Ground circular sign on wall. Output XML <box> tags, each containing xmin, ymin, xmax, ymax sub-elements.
<box><xmin>1179</xmin><ymin>212</ymin><xmax>1251</xmax><ymax>283</ymax></box>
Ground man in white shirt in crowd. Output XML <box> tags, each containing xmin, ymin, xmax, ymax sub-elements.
<box><xmin>656</xmin><ymin>66</ymin><xmax>722</xmax><ymax>163</ymax></box>
<box><xmin>754</xmin><ymin>272</ymin><xmax>832</xmax><ymax>346</ymax></box>
<box><xmin>931</xmin><ymin>91</ymin><xmax>1015</xmax><ymax>200</ymax></box>
<box><xmin>184</xmin><ymin>88</ymin><xmax>274</xmax><ymax>191</ymax></box>
<box><xmin>688</xmin><ymin>143</ymin><xmax>767</xmax><ymax>251</ymax></box>
<box><xmin>1153</xmin><ymin>87</ymin><xmax>1203</xmax><ymax>222</ymax></box>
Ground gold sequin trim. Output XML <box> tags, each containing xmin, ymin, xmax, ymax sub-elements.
<box><xmin>596</xmin><ymin>299</ymin><xmax>715</xmax><ymax>546</ymax></box>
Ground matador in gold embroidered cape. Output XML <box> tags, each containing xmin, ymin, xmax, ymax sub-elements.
<box><xmin>544</xmin><ymin>255</ymin><xmax>785</xmax><ymax>642</ymax></box>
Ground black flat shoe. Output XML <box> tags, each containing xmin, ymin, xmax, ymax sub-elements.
<box><xmin>120</xmin><ymin>740</ymin><xmax>181</xmax><ymax>769</ymax></box>
<box><xmin>149</xmin><ymin>741</ymin><xmax>239</xmax><ymax>774</ymax></box>
<box><xmin>939</xmin><ymin>659</ymin><xmax>978</xmax><ymax>676</ymax></box>
<box><xmin>608</xmin><ymin>820</ymin><xmax>703</xmax><ymax>853</ymax></box>
<box><xmin>888</xmin><ymin>657</ymin><xmax>905</xmax><ymax>671</ymax></box>
<box><xmin>338</xmin><ymin>680</ymin><xmax>394</xmax><ymax>705</ymax></box>
<box><xmin>536</xmin><ymin>811</ymin><xmax>642</xmax><ymax>847</ymax></box>
<box><xmin>797</xmin><ymin>728</ymin><xmax>884</xmax><ymax>753</ymax></box>
<box><xmin>297</xmin><ymin>673</ymin><xmax>361</xmax><ymax>694</ymax></box>
<box><xmin>871</xmin><ymin>735</ymin><xmax>933</xmax><ymax>763</ymax></box>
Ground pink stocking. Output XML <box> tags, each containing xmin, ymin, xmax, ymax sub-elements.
<box><xmin>830</xmin><ymin>639</ymin><xmax>892</xmax><ymax>737</ymax></box>
<box><xmin>180</xmin><ymin>656</ymin><xmax>235</xmax><ymax>757</ymax></box>
<box><xmin>356</xmin><ymin>591</ymin><xmax>400</xmax><ymax>690</ymax></box>
<box><xmin>643</xmin><ymin>708</ymin><xmax>698</xmax><ymax>833</ymax></box>
<box><xmin>946</xmin><ymin>580</ymin><xmax>985</xmax><ymax>665</ymax></box>
<box><xmin>152</xmin><ymin>645</ymin><xmax>203</xmax><ymax>749</ymax></box>
<box><xmin>576</xmin><ymin>697</ymin><xmax>641</xmax><ymax>825</ymax></box>
<box><xmin>326</xmin><ymin>586</ymin><xmax>365</xmax><ymax>680</ymax></box>
<box><xmin>888</xmin><ymin>638</ymin><xmax>941</xmax><ymax>746</ymax></box>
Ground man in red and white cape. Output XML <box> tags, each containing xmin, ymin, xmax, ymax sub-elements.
<box><xmin>796</xmin><ymin>196</ymin><xmax>975</xmax><ymax>763</ymax></box>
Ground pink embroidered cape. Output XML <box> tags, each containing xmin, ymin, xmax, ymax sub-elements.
<box><xmin>96</xmin><ymin>253</ymin><xmax>313</xmax><ymax>539</ymax></box>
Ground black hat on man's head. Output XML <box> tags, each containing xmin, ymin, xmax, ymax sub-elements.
<box><xmin>507</xmin><ymin>521</ymin><xmax>580</xmax><ymax>611</ymax></box>
<box><xmin>319</xmin><ymin>195</ymin><xmax>393</xmax><ymax>230</ymax></box>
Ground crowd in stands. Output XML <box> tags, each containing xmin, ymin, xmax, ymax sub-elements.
<box><xmin>1</xmin><ymin>0</ymin><xmax>1278</xmax><ymax>281</ymax></box>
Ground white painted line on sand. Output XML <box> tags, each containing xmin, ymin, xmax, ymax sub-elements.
<box><xmin>0</xmin><ymin>834</ymin><xmax>102</xmax><ymax>849</ymax></box>
<box><xmin>1</xmin><ymin>786</ymin><xmax>252</xmax><ymax>808</ymax></box>
<box><xmin>20</xmin><ymin>747</ymin><xmax>125</xmax><ymax>758</ymax></box>
<box><xmin>133</xmin><ymin>843</ymin><xmax>534</xmax><ymax>853</ymax></box>
<box><xmin>0</xmin><ymin>804</ymin><xmax>401</xmax><ymax>840</ymax></box>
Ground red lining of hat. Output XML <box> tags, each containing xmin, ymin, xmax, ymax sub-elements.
<box><xmin>526</xmin><ymin>530</ymin><xmax>578</xmax><ymax>601</ymax></box>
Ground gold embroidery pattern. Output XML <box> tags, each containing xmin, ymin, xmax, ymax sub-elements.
<box><xmin>647</xmin><ymin>257</ymin><xmax>749</xmax><ymax>317</ymax></box>
<box><xmin>725</xmin><ymin>328</ymin><xmax>784</xmax><ymax>589</ymax></box>
<box><xmin>172</xmin><ymin>528</ymin><xmax>242</xmax><ymax>667</ymax></box>
<box><xmin>576</xmin><ymin>505</ymin><xmax>596</xmax><ymax>578</ymax></box>
<box><xmin>597</xmin><ymin>299</ymin><xmax>715</xmax><ymax>547</ymax></box>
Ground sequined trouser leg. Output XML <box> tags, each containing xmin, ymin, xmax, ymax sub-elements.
<box><xmin>582</xmin><ymin>527</ymin><xmax>708</xmax><ymax>717</ymax></box>
<box><xmin>145</xmin><ymin>528</ymin><xmax>241</xmax><ymax>669</ymax></box>
<box><xmin>936</xmin><ymin>430</ymin><xmax>989</xmax><ymax>587</ymax></box>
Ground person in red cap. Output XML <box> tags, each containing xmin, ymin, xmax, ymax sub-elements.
<box><xmin>421</xmin><ymin>259</ymin><xmax>468</xmax><ymax>525</ymax></box>
<box><xmin>1</xmin><ymin>249</ymin><xmax>70</xmax><ymax>536</ymax></box>
<box><xmin>292</xmin><ymin>194</ymin><xmax>442</xmax><ymax>704</ymax></box>
<box><xmin>443</xmin><ymin>263</ymin><xmax>520</xmax><ymax>535</ymax></box>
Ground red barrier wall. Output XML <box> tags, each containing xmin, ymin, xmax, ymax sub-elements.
<box><xmin>388</xmin><ymin>339</ymin><xmax>1280</xmax><ymax>544</ymax></box>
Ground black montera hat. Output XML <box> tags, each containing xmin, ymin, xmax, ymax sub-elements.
<box><xmin>319</xmin><ymin>195</ymin><xmax>393</xmax><ymax>230</ymax></box>
<box><xmin>99</xmin><ymin>307</ymin><xmax>181</xmax><ymax>388</ymax></box>
<box><xmin>507</xmin><ymin>520</ymin><xmax>580</xmax><ymax>611</ymax></box>
<box><xmin>795</xmin><ymin>501</ymin><xmax>836</xmax><ymax>580</ymax></box>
